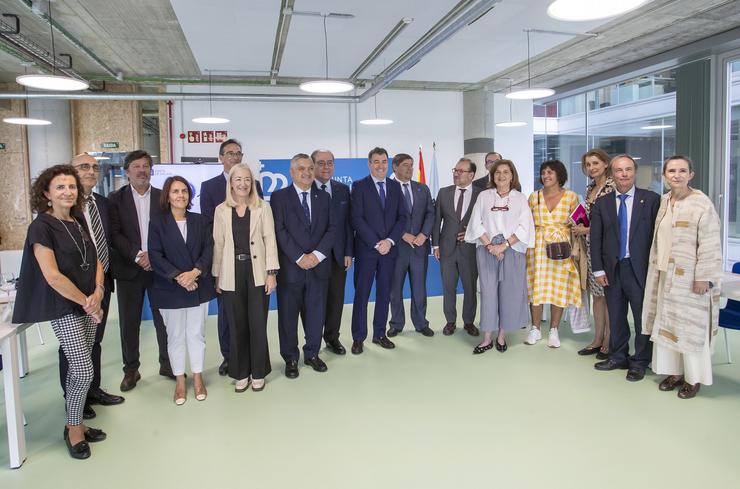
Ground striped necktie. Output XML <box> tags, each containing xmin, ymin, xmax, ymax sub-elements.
<box><xmin>87</xmin><ymin>195</ymin><xmax>109</xmax><ymax>272</ymax></box>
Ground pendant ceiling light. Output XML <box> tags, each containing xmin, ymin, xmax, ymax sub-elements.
<box><xmin>299</xmin><ymin>15</ymin><xmax>354</xmax><ymax>94</ymax></box>
<box><xmin>360</xmin><ymin>95</ymin><xmax>393</xmax><ymax>125</ymax></box>
<box><xmin>5</xmin><ymin>64</ymin><xmax>52</xmax><ymax>126</ymax></box>
<box><xmin>16</xmin><ymin>1</ymin><xmax>88</xmax><ymax>91</ymax></box>
<box><xmin>496</xmin><ymin>80</ymin><xmax>527</xmax><ymax>127</ymax></box>
<box><xmin>192</xmin><ymin>70</ymin><xmax>230</xmax><ymax>124</ymax></box>
<box><xmin>547</xmin><ymin>0</ymin><xmax>651</xmax><ymax>22</ymax></box>
<box><xmin>506</xmin><ymin>30</ymin><xmax>554</xmax><ymax>101</ymax></box>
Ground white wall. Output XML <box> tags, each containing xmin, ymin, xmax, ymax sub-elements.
<box><xmin>26</xmin><ymin>99</ymin><xmax>72</xmax><ymax>179</ymax></box>
<box><xmin>492</xmin><ymin>94</ymin><xmax>535</xmax><ymax>196</ymax></box>
<box><xmin>168</xmin><ymin>85</ymin><xmax>464</xmax><ymax>188</ymax></box>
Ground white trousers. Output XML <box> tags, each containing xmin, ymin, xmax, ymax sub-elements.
<box><xmin>160</xmin><ymin>303</ymin><xmax>208</xmax><ymax>375</ymax></box>
<box><xmin>653</xmin><ymin>339</ymin><xmax>713</xmax><ymax>386</ymax></box>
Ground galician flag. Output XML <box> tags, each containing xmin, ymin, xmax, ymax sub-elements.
<box><xmin>417</xmin><ymin>146</ymin><xmax>426</xmax><ymax>184</ymax></box>
<box><xmin>429</xmin><ymin>142</ymin><xmax>440</xmax><ymax>200</ymax></box>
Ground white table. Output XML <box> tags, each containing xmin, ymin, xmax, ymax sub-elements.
<box><xmin>0</xmin><ymin>321</ymin><xmax>28</xmax><ymax>469</ymax></box>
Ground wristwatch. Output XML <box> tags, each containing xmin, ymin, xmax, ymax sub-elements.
<box><xmin>267</xmin><ymin>269</ymin><xmax>279</xmax><ymax>276</ymax></box>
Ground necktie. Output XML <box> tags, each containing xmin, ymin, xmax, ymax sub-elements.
<box><xmin>377</xmin><ymin>181</ymin><xmax>386</xmax><ymax>209</ymax></box>
<box><xmin>403</xmin><ymin>183</ymin><xmax>412</xmax><ymax>213</ymax></box>
<box><xmin>301</xmin><ymin>191</ymin><xmax>310</xmax><ymax>222</ymax></box>
<box><xmin>321</xmin><ymin>183</ymin><xmax>327</xmax><ymax>192</ymax></box>
<box><xmin>87</xmin><ymin>195</ymin><xmax>109</xmax><ymax>272</ymax></box>
<box><xmin>455</xmin><ymin>188</ymin><xmax>466</xmax><ymax>221</ymax></box>
<box><xmin>618</xmin><ymin>194</ymin><xmax>628</xmax><ymax>260</ymax></box>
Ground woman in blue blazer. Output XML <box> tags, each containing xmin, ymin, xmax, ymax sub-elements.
<box><xmin>148</xmin><ymin>176</ymin><xmax>216</xmax><ymax>405</ymax></box>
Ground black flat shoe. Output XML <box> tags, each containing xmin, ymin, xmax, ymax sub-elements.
<box><xmin>473</xmin><ymin>343</ymin><xmax>493</xmax><ymax>355</ymax></box>
<box><xmin>64</xmin><ymin>425</ymin><xmax>107</xmax><ymax>443</ymax></box>
<box><xmin>63</xmin><ymin>427</ymin><xmax>91</xmax><ymax>460</ymax></box>
<box><xmin>285</xmin><ymin>360</ymin><xmax>299</xmax><ymax>379</ymax></box>
<box><xmin>495</xmin><ymin>340</ymin><xmax>508</xmax><ymax>353</ymax></box>
<box><xmin>82</xmin><ymin>403</ymin><xmax>96</xmax><ymax>420</ymax></box>
<box><xmin>218</xmin><ymin>359</ymin><xmax>229</xmax><ymax>376</ymax></box>
<box><xmin>577</xmin><ymin>346</ymin><xmax>601</xmax><ymax>356</ymax></box>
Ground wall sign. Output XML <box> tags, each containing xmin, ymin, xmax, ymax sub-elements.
<box><xmin>186</xmin><ymin>130</ymin><xmax>228</xmax><ymax>143</ymax></box>
<box><xmin>101</xmin><ymin>142</ymin><xmax>119</xmax><ymax>149</ymax></box>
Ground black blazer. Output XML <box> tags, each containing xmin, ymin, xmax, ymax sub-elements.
<box><xmin>589</xmin><ymin>187</ymin><xmax>660</xmax><ymax>288</ymax></box>
<box><xmin>327</xmin><ymin>179</ymin><xmax>353</xmax><ymax>265</ymax></box>
<box><xmin>473</xmin><ymin>175</ymin><xmax>491</xmax><ymax>191</ymax></box>
<box><xmin>271</xmin><ymin>184</ymin><xmax>335</xmax><ymax>283</ymax></box>
<box><xmin>147</xmin><ymin>211</ymin><xmax>216</xmax><ymax>309</ymax></box>
<box><xmin>73</xmin><ymin>192</ymin><xmax>115</xmax><ymax>292</ymax></box>
<box><xmin>200</xmin><ymin>172</ymin><xmax>263</xmax><ymax>223</ymax></box>
<box><xmin>108</xmin><ymin>184</ymin><xmax>163</xmax><ymax>281</ymax></box>
<box><xmin>350</xmin><ymin>175</ymin><xmax>407</xmax><ymax>259</ymax></box>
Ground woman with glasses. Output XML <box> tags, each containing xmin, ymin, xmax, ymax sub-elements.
<box><xmin>465</xmin><ymin>160</ymin><xmax>534</xmax><ymax>353</ymax></box>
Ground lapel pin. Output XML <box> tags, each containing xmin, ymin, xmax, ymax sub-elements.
<box><xmin>640</xmin><ymin>199</ymin><xmax>644</xmax><ymax>203</ymax></box>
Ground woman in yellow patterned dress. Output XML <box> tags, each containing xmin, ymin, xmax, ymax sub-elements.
<box><xmin>526</xmin><ymin>160</ymin><xmax>582</xmax><ymax>348</ymax></box>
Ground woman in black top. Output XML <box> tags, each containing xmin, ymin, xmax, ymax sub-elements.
<box><xmin>13</xmin><ymin>165</ymin><xmax>106</xmax><ymax>460</ymax></box>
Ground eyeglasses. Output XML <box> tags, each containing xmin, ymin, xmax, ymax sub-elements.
<box><xmin>452</xmin><ymin>169</ymin><xmax>473</xmax><ymax>174</ymax></box>
<box><xmin>316</xmin><ymin>161</ymin><xmax>334</xmax><ymax>168</ymax></box>
<box><xmin>75</xmin><ymin>163</ymin><xmax>101</xmax><ymax>172</ymax></box>
<box><xmin>222</xmin><ymin>151</ymin><xmax>243</xmax><ymax>158</ymax></box>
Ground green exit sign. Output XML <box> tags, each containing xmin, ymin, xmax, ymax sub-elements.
<box><xmin>0</xmin><ymin>143</ymin><xmax>5</xmax><ymax>150</ymax></box>
<box><xmin>101</xmin><ymin>142</ymin><xmax>119</xmax><ymax>149</ymax></box>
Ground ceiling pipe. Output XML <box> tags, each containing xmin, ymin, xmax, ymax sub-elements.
<box><xmin>0</xmin><ymin>91</ymin><xmax>358</xmax><ymax>103</ymax></box>
<box><xmin>269</xmin><ymin>0</ymin><xmax>295</xmax><ymax>79</ymax></box>
<box><xmin>349</xmin><ymin>17</ymin><xmax>413</xmax><ymax>80</ymax></box>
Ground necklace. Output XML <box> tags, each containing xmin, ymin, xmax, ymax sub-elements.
<box><xmin>53</xmin><ymin>215</ymin><xmax>90</xmax><ymax>272</ymax></box>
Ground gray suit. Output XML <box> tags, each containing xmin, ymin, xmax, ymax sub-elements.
<box><xmin>432</xmin><ymin>184</ymin><xmax>480</xmax><ymax>325</ymax></box>
<box><xmin>390</xmin><ymin>180</ymin><xmax>435</xmax><ymax>331</ymax></box>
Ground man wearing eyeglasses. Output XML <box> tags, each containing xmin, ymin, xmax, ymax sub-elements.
<box><xmin>311</xmin><ymin>149</ymin><xmax>353</xmax><ymax>355</ymax></box>
<box><xmin>200</xmin><ymin>138</ymin><xmax>263</xmax><ymax>376</ymax></box>
<box><xmin>65</xmin><ymin>153</ymin><xmax>125</xmax><ymax>418</ymax></box>
<box><xmin>473</xmin><ymin>151</ymin><xmax>502</xmax><ymax>191</ymax></box>
<box><xmin>432</xmin><ymin>158</ymin><xmax>481</xmax><ymax>337</ymax></box>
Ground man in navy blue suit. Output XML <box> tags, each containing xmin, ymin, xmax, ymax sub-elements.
<box><xmin>590</xmin><ymin>154</ymin><xmax>660</xmax><ymax>382</ymax></box>
<box><xmin>387</xmin><ymin>153</ymin><xmax>435</xmax><ymax>338</ymax></box>
<box><xmin>350</xmin><ymin>147</ymin><xmax>407</xmax><ymax>354</ymax></box>
<box><xmin>199</xmin><ymin>138</ymin><xmax>263</xmax><ymax>376</ymax></box>
<box><xmin>312</xmin><ymin>149</ymin><xmax>353</xmax><ymax>355</ymax></box>
<box><xmin>271</xmin><ymin>154</ymin><xmax>335</xmax><ymax>378</ymax></box>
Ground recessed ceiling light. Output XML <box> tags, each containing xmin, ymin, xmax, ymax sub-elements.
<box><xmin>299</xmin><ymin>80</ymin><xmax>354</xmax><ymax>94</ymax></box>
<box><xmin>3</xmin><ymin>117</ymin><xmax>52</xmax><ymax>125</ymax></box>
<box><xmin>16</xmin><ymin>74</ymin><xmax>89</xmax><ymax>91</ymax></box>
<box><xmin>192</xmin><ymin>116</ymin><xmax>230</xmax><ymax>124</ymax></box>
<box><xmin>547</xmin><ymin>0</ymin><xmax>651</xmax><ymax>21</ymax></box>
<box><xmin>360</xmin><ymin>118</ymin><xmax>394</xmax><ymax>125</ymax></box>
<box><xmin>641</xmin><ymin>124</ymin><xmax>673</xmax><ymax>130</ymax></box>
<box><xmin>496</xmin><ymin>121</ymin><xmax>528</xmax><ymax>127</ymax></box>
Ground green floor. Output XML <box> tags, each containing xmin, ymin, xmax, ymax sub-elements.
<box><xmin>2</xmin><ymin>295</ymin><xmax>740</xmax><ymax>488</ymax></box>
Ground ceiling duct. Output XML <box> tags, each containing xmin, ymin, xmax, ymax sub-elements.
<box><xmin>350</xmin><ymin>17</ymin><xmax>413</xmax><ymax>81</ymax></box>
<box><xmin>269</xmin><ymin>0</ymin><xmax>295</xmax><ymax>79</ymax></box>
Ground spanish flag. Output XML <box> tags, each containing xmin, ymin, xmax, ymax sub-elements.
<box><xmin>417</xmin><ymin>146</ymin><xmax>427</xmax><ymax>184</ymax></box>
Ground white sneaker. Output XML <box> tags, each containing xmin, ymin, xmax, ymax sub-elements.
<box><xmin>525</xmin><ymin>327</ymin><xmax>542</xmax><ymax>345</ymax></box>
<box><xmin>548</xmin><ymin>329</ymin><xmax>561</xmax><ymax>348</ymax></box>
<box><xmin>235</xmin><ymin>377</ymin><xmax>251</xmax><ymax>392</ymax></box>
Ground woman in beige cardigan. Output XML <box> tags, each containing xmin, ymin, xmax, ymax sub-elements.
<box><xmin>642</xmin><ymin>155</ymin><xmax>722</xmax><ymax>399</ymax></box>
<box><xmin>212</xmin><ymin>163</ymin><xmax>279</xmax><ymax>392</ymax></box>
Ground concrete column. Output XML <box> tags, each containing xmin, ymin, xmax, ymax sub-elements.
<box><xmin>463</xmin><ymin>89</ymin><xmax>495</xmax><ymax>175</ymax></box>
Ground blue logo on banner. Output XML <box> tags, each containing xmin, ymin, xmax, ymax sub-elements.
<box><xmin>259</xmin><ymin>158</ymin><xmax>366</xmax><ymax>198</ymax></box>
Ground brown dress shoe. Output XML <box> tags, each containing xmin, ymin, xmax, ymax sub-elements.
<box><xmin>463</xmin><ymin>323</ymin><xmax>480</xmax><ymax>337</ymax></box>
<box><xmin>442</xmin><ymin>323</ymin><xmax>456</xmax><ymax>336</ymax></box>
<box><xmin>678</xmin><ymin>382</ymin><xmax>700</xmax><ymax>399</ymax></box>
<box><xmin>120</xmin><ymin>370</ymin><xmax>141</xmax><ymax>392</ymax></box>
<box><xmin>659</xmin><ymin>375</ymin><xmax>684</xmax><ymax>391</ymax></box>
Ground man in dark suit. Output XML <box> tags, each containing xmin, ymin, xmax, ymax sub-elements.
<box><xmin>271</xmin><ymin>154</ymin><xmax>335</xmax><ymax>378</ymax></box>
<box><xmin>433</xmin><ymin>158</ymin><xmax>481</xmax><ymax>337</ymax></box>
<box><xmin>387</xmin><ymin>153</ymin><xmax>435</xmax><ymax>337</ymax></box>
<box><xmin>312</xmin><ymin>149</ymin><xmax>353</xmax><ymax>355</ymax></box>
<box><xmin>472</xmin><ymin>151</ymin><xmax>502</xmax><ymax>191</ymax></box>
<box><xmin>65</xmin><ymin>153</ymin><xmax>124</xmax><ymax>419</ymax></box>
<box><xmin>591</xmin><ymin>154</ymin><xmax>660</xmax><ymax>381</ymax></box>
<box><xmin>199</xmin><ymin>138</ymin><xmax>263</xmax><ymax>376</ymax></box>
<box><xmin>350</xmin><ymin>147</ymin><xmax>407</xmax><ymax>354</ymax></box>
<box><xmin>108</xmin><ymin>150</ymin><xmax>172</xmax><ymax>391</ymax></box>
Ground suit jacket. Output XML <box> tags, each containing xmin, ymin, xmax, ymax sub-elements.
<box><xmin>73</xmin><ymin>192</ymin><xmax>115</xmax><ymax>293</ymax></box>
<box><xmin>325</xmin><ymin>179</ymin><xmax>354</xmax><ymax>265</ymax></box>
<box><xmin>200</xmin><ymin>172</ymin><xmax>263</xmax><ymax>222</ymax></box>
<box><xmin>398</xmin><ymin>180</ymin><xmax>435</xmax><ymax>255</ymax></box>
<box><xmin>108</xmin><ymin>184</ymin><xmax>164</xmax><ymax>281</ymax></box>
<box><xmin>212</xmin><ymin>200</ymin><xmax>279</xmax><ymax>290</ymax></box>
<box><xmin>271</xmin><ymin>185</ymin><xmax>335</xmax><ymax>283</ymax></box>
<box><xmin>148</xmin><ymin>211</ymin><xmax>216</xmax><ymax>309</ymax></box>
<box><xmin>473</xmin><ymin>175</ymin><xmax>491</xmax><ymax>191</ymax></box>
<box><xmin>589</xmin><ymin>187</ymin><xmax>660</xmax><ymax>289</ymax></box>
<box><xmin>350</xmin><ymin>175</ymin><xmax>407</xmax><ymax>259</ymax></box>
<box><xmin>432</xmin><ymin>184</ymin><xmax>481</xmax><ymax>258</ymax></box>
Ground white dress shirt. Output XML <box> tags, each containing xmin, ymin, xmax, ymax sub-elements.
<box><xmin>454</xmin><ymin>184</ymin><xmax>473</xmax><ymax>218</ymax></box>
<box><xmin>464</xmin><ymin>189</ymin><xmax>534</xmax><ymax>253</ymax></box>
<box><xmin>316</xmin><ymin>179</ymin><xmax>332</xmax><ymax>198</ymax></box>
<box><xmin>132</xmin><ymin>185</ymin><xmax>151</xmax><ymax>254</ymax></box>
<box><xmin>81</xmin><ymin>193</ymin><xmax>104</xmax><ymax>260</ymax></box>
<box><xmin>293</xmin><ymin>183</ymin><xmax>325</xmax><ymax>264</ymax></box>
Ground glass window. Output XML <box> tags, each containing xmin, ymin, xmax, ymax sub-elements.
<box><xmin>727</xmin><ymin>60</ymin><xmax>740</xmax><ymax>250</ymax></box>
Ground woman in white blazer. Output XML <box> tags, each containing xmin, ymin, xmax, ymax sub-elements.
<box><xmin>212</xmin><ymin>163</ymin><xmax>279</xmax><ymax>392</ymax></box>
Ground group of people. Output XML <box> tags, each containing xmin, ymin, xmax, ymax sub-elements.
<box><xmin>11</xmin><ymin>141</ymin><xmax>723</xmax><ymax>460</ymax></box>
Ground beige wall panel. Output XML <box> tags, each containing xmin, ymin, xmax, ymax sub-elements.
<box><xmin>0</xmin><ymin>96</ymin><xmax>32</xmax><ymax>250</ymax></box>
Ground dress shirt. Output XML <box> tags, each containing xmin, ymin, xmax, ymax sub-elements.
<box><xmin>593</xmin><ymin>185</ymin><xmax>635</xmax><ymax>277</ymax></box>
<box><xmin>370</xmin><ymin>176</ymin><xmax>395</xmax><ymax>247</ymax></box>
<box><xmin>464</xmin><ymin>190</ymin><xmax>534</xmax><ymax>253</ymax></box>
<box><xmin>316</xmin><ymin>179</ymin><xmax>332</xmax><ymax>198</ymax></box>
<box><xmin>455</xmin><ymin>184</ymin><xmax>473</xmax><ymax>218</ymax></box>
<box><xmin>81</xmin><ymin>192</ymin><xmax>104</xmax><ymax>261</ymax></box>
<box><xmin>293</xmin><ymin>183</ymin><xmax>325</xmax><ymax>264</ymax></box>
<box><xmin>397</xmin><ymin>179</ymin><xmax>414</xmax><ymax>208</ymax></box>
<box><xmin>132</xmin><ymin>185</ymin><xmax>151</xmax><ymax>254</ymax></box>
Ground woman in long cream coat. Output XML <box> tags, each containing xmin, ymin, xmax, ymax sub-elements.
<box><xmin>642</xmin><ymin>155</ymin><xmax>722</xmax><ymax>399</ymax></box>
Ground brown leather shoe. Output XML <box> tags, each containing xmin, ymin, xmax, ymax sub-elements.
<box><xmin>120</xmin><ymin>370</ymin><xmax>141</xmax><ymax>392</ymax></box>
<box><xmin>351</xmin><ymin>341</ymin><xmax>363</xmax><ymax>355</ymax></box>
<box><xmin>463</xmin><ymin>323</ymin><xmax>480</xmax><ymax>337</ymax></box>
<box><xmin>659</xmin><ymin>375</ymin><xmax>684</xmax><ymax>391</ymax></box>
<box><xmin>678</xmin><ymin>382</ymin><xmax>700</xmax><ymax>399</ymax></box>
<box><xmin>442</xmin><ymin>323</ymin><xmax>456</xmax><ymax>336</ymax></box>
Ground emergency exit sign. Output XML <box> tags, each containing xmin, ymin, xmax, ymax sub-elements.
<box><xmin>0</xmin><ymin>143</ymin><xmax>5</xmax><ymax>150</ymax></box>
<box><xmin>101</xmin><ymin>142</ymin><xmax>119</xmax><ymax>149</ymax></box>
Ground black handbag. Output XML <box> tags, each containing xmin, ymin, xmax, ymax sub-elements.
<box><xmin>538</xmin><ymin>191</ymin><xmax>571</xmax><ymax>260</ymax></box>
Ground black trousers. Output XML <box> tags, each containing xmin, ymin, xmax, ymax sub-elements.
<box><xmin>605</xmin><ymin>258</ymin><xmax>653</xmax><ymax>369</ymax></box>
<box><xmin>323</xmin><ymin>258</ymin><xmax>346</xmax><ymax>342</ymax></box>
<box><xmin>58</xmin><ymin>289</ymin><xmax>110</xmax><ymax>397</ymax></box>
<box><xmin>223</xmin><ymin>259</ymin><xmax>271</xmax><ymax>380</ymax></box>
<box><xmin>216</xmin><ymin>294</ymin><xmax>230</xmax><ymax>360</ymax></box>
<box><xmin>116</xmin><ymin>273</ymin><xmax>170</xmax><ymax>373</ymax></box>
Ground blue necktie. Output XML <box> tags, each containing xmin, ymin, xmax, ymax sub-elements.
<box><xmin>377</xmin><ymin>181</ymin><xmax>386</xmax><ymax>209</ymax></box>
<box><xmin>403</xmin><ymin>183</ymin><xmax>412</xmax><ymax>213</ymax></box>
<box><xmin>618</xmin><ymin>194</ymin><xmax>628</xmax><ymax>260</ymax></box>
<box><xmin>301</xmin><ymin>191</ymin><xmax>310</xmax><ymax>222</ymax></box>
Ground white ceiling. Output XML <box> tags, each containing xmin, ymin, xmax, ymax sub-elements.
<box><xmin>170</xmin><ymin>0</ymin><xmax>606</xmax><ymax>83</ymax></box>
